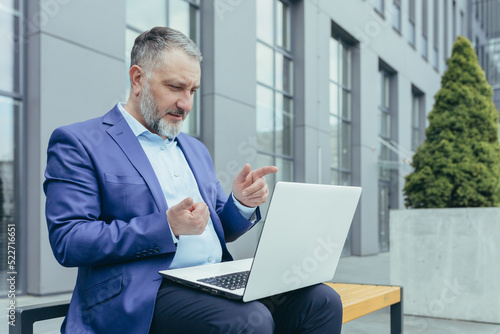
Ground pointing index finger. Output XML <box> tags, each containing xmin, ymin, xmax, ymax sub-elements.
<box><xmin>252</xmin><ymin>166</ymin><xmax>278</xmax><ymax>179</ymax></box>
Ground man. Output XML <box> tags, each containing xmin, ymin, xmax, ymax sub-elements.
<box><xmin>44</xmin><ymin>27</ymin><xmax>343</xmax><ymax>333</ymax></box>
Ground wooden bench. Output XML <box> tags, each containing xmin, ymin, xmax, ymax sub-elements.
<box><xmin>324</xmin><ymin>282</ymin><xmax>403</xmax><ymax>333</ymax></box>
<box><xmin>10</xmin><ymin>283</ymin><xmax>402</xmax><ymax>334</ymax></box>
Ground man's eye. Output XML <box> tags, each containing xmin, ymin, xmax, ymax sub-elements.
<box><xmin>169</xmin><ymin>85</ymin><xmax>180</xmax><ymax>90</ymax></box>
<box><xmin>191</xmin><ymin>89</ymin><xmax>197</xmax><ymax>95</ymax></box>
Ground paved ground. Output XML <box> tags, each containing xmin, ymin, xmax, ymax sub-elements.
<box><xmin>1</xmin><ymin>252</ymin><xmax>499</xmax><ymax>333</ymax></box>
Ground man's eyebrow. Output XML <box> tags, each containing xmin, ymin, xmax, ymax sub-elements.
<box><xmin>163</xmin><ymin>80</ymin><xmax>199</xmax><ymax>90</ymax></box>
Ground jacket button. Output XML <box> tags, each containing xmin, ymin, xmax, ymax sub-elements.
<box><xmin>142</xmin><ymin>250</ymin><xmax>148</xmax><ymax>256</ymax></box>
<box><xmin>154</xmin><ymin>247</ymin><xmax>161</xmax><ymax>253</ymax></box>
<box><xmin>135</xmin><ymin>252</ymin><xmax>141</xmax><ymax>258</ymax></box>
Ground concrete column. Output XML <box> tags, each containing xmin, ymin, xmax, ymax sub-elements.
<box><xmin>25</xmin><ymin>0</ymin><xmax>126</xmax><ymax>294</ymax></box>
<box><xmin>201</xmin><ymin>1</ymin><xmax>260</xmax><ymax>260</ymax></box>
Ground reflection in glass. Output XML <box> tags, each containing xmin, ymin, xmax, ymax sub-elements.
<box><xmin>276</xmin><ymin>1</ymin><xmax>291</xmax><ymax>50</ymax></box>
<box><xmin>276</xmin><ymin>157</ymin><xmax>293</xmax><ymax>183</ymax></box>
<box><xmin>257</xmin><ymin>43</ymin><xmax>274</xmax><ymax>87</ymax></box>
<box><xmin>330</xmin><ymin>169</ymin><xmax>338</xmax><ymax>185</ymax></box>
<box><xmin>275</xmin><ymin>94</ymin><xmax>293</xmax><ymax>156</ymax></box>
<box><xmin>330</xmin><ymin>116</ymin><xmax>339</xmax><ymax>168</ymax></box>
<box><xmin>0</xmin><ymin>96</ymin><xmax>19</xmax><ymax>295</ymax></box>
<box><xmin>342</xmin><ymin>89</ymin><xmax>351</xmax><ymax>120</ymax></box>
<box><xmin>126</xmin><ymin>0</ymin><xmax>167</xmax><ymax>31</ymax></box>
<box><xmin>257</xmin><ymin>85</ymin><xmax>274</xmax><ymax>153</ymax></box>
<box><xmin>330</xmin><ymin>83</ymin><xmax>339</xmax><ymax>116</ymax></box>
<box><xmin>275</xmin><ymin>54</ymin><xmax>293</xmax><ymax>94</ymax></box>
<box><xmin>256</xmin><ymin>0</ymin><xmax>273</xmax><ymax>45</ymax></box>
<box><xmin>0</xmin><ymin>3</ymin><xmax>21</xmax><ymax>93</ymax></box>
<box><xmin>330</xmin><ymin>38</ymin><xmax>339</xmax><ymax>82</ymax></box>
<box><xmin>169</xmin><ymin>0</ymin><xmax>190</xmax><ymax>39</ymax></box>
<box><xmin>342</xmin><ymin>46</ymin><xmax>351</xmax><ymax>88</ymax></box>
<box><xmin>341</xmin><ymin>122</ymin><xmax>351</xmax><ymax>170</ymax></box>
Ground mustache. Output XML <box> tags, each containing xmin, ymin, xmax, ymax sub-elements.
<box><xmin>165</xmin><ymin>108</ymin><xmax>186</xmax><ymax>117</ymax></box>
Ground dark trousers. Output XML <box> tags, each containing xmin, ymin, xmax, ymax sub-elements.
<box><xmin>149</xmin><ymin>279</ymin><xmax>343</xmax><ymax>334</ymax></box>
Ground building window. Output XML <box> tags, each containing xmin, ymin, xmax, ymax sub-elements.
<box><xmin>126</xmin><ymin>0</ymin><xmax>201</xmax><ymax>137</ymax></box>
<box><xmin>411</xmin><ymin>88</ymin><xmax>425</xmax><ymax>151</ymax></box>
<box><xmin>433</xmin><ymin>0</ymin><xmax>439</xmax><ymax>69</ymax></box>
<box><xmin>408</xmin><ymin>0</ymin><xmax>416</xmax><ymax>47</ymax></box>
<box><xmin>378</xmin><ymin>67</ymin><xmax>395</xmax><ymax>252</ymax></box>
<box><xmin>329</xmin><ymin>36</ymin><xmax>352</xmax><ymax>186</ymax></box>
<box><xmin>374</xmin><ymin>0</ymin><xmax>384</xmax><ymax>16</ymax></box>
<box><xmin>0</xmin><ymin>0</ymin><xmax>22</xmax><ymax>295</ymax></box>
<box><xmin>460</xmin><ymin>10</ymin><xmax>464</xmax><ymax>37</ymax></box>
<box><xmin>422</xmin><ymin>0</ymin><xmax>428</xmax><ymax>59</ymax></box>
<box><xmin>256</xmin><ymin>0</ymin><xmax>294</xmax><ymax>189</ymax></box>
<box><xmin>392</xmin><ymin>0</ymin><xmax>401</xmax><ymax>32</ymax></box>
<box><xmin>452</xmin><ymin>0</ymin><xmax>456</xmax><ymax>40</ymax></box>
<box><xmin>444</xmin><ymin>0</ymin><xmax>448</xmax><ymax>61</ymax></box>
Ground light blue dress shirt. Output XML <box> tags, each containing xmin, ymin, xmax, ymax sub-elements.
<box><xmin>118</xmin><ymin>103</ymin><xmax>255</xmax><ymax>269</ymax></box>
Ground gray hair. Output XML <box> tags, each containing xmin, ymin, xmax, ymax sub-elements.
<box><xmin>130</xmin><ymin>27</ymin><xmax>202</xmax><ymax>77</ymax></box>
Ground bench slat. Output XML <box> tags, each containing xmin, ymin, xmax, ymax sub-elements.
<box><xmin>323</xmin><ymin>283</ymin><xmax>401</xmax><ymax>324</ymax></box>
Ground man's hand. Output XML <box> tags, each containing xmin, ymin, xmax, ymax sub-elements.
<box><xmin>232</xmin><ymin>164</ymin><xmax>278</xmax><ymax>208</ymax></box>
<box><xmin>166</xmin><ymin>197</ymin><xmax>210</xmax><ymax>237</ymax></box>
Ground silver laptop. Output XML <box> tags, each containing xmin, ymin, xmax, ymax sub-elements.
<box><xmin>159</xmin><ymin>182</ymin><xmax>361</xmax><ymax>302</ymax></box>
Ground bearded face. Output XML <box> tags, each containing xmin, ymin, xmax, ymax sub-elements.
<box><xmin>139</xmin><ymin>79</ymin><xmax>187</xmax><ymax>139</ymax></box>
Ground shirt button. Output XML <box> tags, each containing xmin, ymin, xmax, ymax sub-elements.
<box><xmin>208</xmin><ymin>257</ymin><xmax>215</xmax><ymax>263</ymax></box>
<box><xmin>160</xmin><ymin>146</ymin><xmax>165</xmax><ymax>150</ymax></box>
<box><xmin>174</xmin><ymin>171</ymin><xmax>180</xmax><ymax>177</ymax></box>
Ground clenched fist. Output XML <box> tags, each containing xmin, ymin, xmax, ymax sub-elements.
<box><xmin>166</xmin><ymin>197</ymin><xmax>210</xmax><ymax>237</ymax></box>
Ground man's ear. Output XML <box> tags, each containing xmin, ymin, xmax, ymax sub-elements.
<box><xmin>129</xmin><ymin>65</ymin><xmax>144</xmax><ymax>97</ymax></box>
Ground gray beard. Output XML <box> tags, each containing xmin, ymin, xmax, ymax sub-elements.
<box><xmin>140</xmin><ymin>81</ymin><xmax>184</xmax><ymax>139</ymax></box>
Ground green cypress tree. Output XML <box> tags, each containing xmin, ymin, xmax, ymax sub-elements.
<box><xmin>404</xmin><ymin>36</ymin><xmax>500</xmax><ymax>208</ymax></box>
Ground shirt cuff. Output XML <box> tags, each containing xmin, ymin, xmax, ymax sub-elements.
<box><xmin>232</xmin><ymin>193</ymin><xmax>257</xmax><ymax>222</ymax></box>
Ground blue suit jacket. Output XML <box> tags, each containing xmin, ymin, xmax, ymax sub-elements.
<box><xmin>44</xmin><ymin>105</ymin><xmax>259</xmax><ymax>333</ymax></box>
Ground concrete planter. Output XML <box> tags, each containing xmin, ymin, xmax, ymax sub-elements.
<box><xmin>390</xmin><ymin>208</ymin><xmax>500</xmax><ymax>324</ymax></box>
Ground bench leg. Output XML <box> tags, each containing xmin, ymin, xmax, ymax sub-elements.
<box><xmin>390</xmin><ymin>287</ymin><xmax>403</xmax><ymax>334</ymax></box>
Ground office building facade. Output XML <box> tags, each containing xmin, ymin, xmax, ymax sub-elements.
<box><xmin>1</xmin><ymin>0</ymin><xmax>498</xmax><ymax>295</ymax></box>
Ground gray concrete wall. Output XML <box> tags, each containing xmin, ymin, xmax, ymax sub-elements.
<box><xmin>200</xmin><ymin>1</ymin><xmax>261</xmax><ymax>260</ymax></box>
<box><xmin>26</xmin><ymin>0</ymin><xmax>126</xmax><ymax>294</ymax></box>
<box><xmin>390</xmin><ymin>208</ymin><xmax>500</xmax><ymax>324</ymax></box>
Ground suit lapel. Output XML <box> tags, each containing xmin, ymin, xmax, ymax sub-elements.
<box><xmin>177</xmin><ymin>135</ymin><xmax>227</xmax><ymax>245</ymax></box>
<box><xmin>103</xmin><ymin>107</ymin><xmax>168</xmax><ymax>213</ymax></box>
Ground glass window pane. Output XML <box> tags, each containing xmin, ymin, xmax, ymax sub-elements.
<box><xmin>275</xmin><ymin>54</ymin><xmax>293</xmax><ymax>95</ymax></box>
<box><xmin>256</xmin><ymin>153</ymin><xmax>275</xmax><ymax>216</ymax></box>
<box><xmin>330</xmin><ymin>37</ymin><xmax>339</xmax><ymax>82</ymax></box>
<box><xmin>341</xmin><ymin>121</ymin><xmax>351</xmax><ymax>170</ymax></box>
<box><xmin>330</xmin><ymin>83</ymin><xmax>339</xmax><ymax>116</ymax></box>
<box><xmin>126</xmin><ymin>0</ymin><xmax>167</xmax><ymax>31</ymax></box>
<box><xmin>256</xmin><ymin>0</ymin><xmax>273</xmax><ymax>45</ymax></box>
<box><xmin>342</xmin><ymin>89</ymin><xmax>351</xmax><ymax>120</ymax></box>
<box><xmin>383</xmin><ymin>75</ymin><xmax>390</xmax><ymax>108</ymax></box>
<box><xmin>257</xmin><ymin>42</ymin><xmax>274</xmax><ymax>87</ymax></box>
<box><xmin>409</xmin><ymin>22</ymin><xmax>415</xmax><ymax>45</ymax></box>
<box><xmin>341</xmin><ymin>172</ymin><xmax>351</xmax><ymax>186</ymax></box>
<box><xmin>276</xmin><ymin>158</ymin><xmax>293</xmax><ymax>182</ymax></box>
<box><xmin>276</xmin><ymin>1</ymin><xmax>291</xmax><ymax>50</ymax></box>
<box><xmin>393</xmin><ymin>3</ymin><xmax>401</xmax><ymax>30</ymax></box>
<box><xmin>342</xmin><ymin>45</ymin><xmax>351</xmax><ymax>88</ymax></box>
<box><xmin>0</xmin><ymin>4</ymin><xmax>20</xmax><ymax>93</ymax></box>
<box><xmin>189</xmin><ymin>4</ymin><xmax>200</xmax><ymax>44</ymax></box>
<box><xmin>330</xmin><ymin>115</ymin><xmax>339</xmax><ymax>168</ymax></box>
<box><xmin>257</xmin><ymin>85</ymin><xmax>274</xmax><ymax>153</ymax></box>
<box><xmin>169</xmin><ymin>0</ymin><xmax>190</xmax><ymax>39</ymax></box>
<box><xmin>0</xmin><ymin>96</ymin><xmax>19</xmax><ymax>295</ymax></box>
<box><xmin>275</xmin><ymin>94</ymin><xmax>293</xmax><ymax>156</ymax></box>
<box><xmin>330</xmin><ymin>169</ymin><xmax>339</xmax><ymax>185</ymax></box>
<box><xmin>182</xmin><ymin>90</ymin><xmax>199</xmax><ymax>136</ymax></box>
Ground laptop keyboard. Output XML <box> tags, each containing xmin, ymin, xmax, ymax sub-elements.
<box><xmin>197</xmin><ymin>271</ymin><xmax>250</xmax><ymax>290</ymax></box>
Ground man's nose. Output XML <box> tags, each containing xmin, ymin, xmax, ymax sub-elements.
<box><xmin>176</xmin><ymin>91</ymin><xmax>192</xmax><ymax>112</ymax></box>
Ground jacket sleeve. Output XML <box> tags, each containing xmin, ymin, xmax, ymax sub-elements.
<box><xmin>44</xmin><ymin>127</ymin><xmax>177</xmax><ymax>268</ymax></box>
